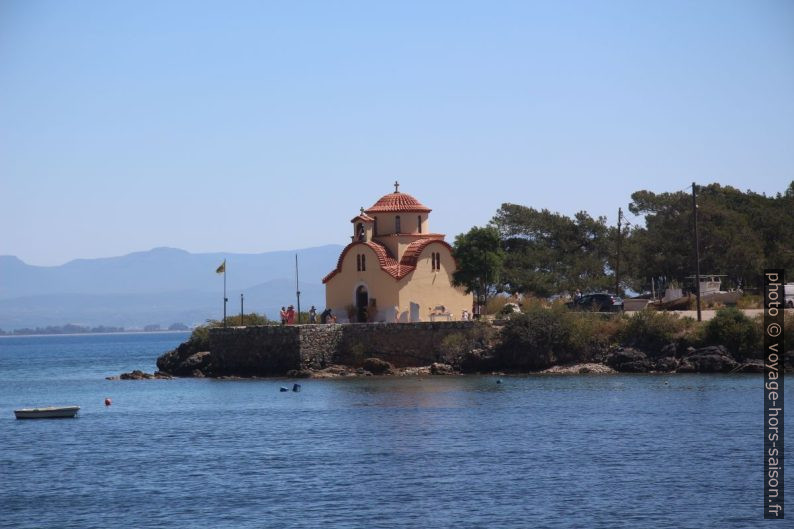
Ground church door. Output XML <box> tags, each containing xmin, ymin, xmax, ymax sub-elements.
<box><xmin>356</xmin><ymin>285</ymin><xmax>369</xmax><ymax>323</ymax></box>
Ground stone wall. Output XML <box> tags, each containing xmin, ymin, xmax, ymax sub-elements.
<box><xmin>208</xmin><ymin>321</ymin><xmax>479</xmax><ymax>375</ymax></box>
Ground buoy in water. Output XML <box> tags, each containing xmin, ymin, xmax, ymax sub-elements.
<box><xmin>292</xmin><ymin>384</ymin><xmax>301</xmax><ymax>392</ymax></box>
<box><xmin>279</xmin><ymin>387</ymin><xmax>288</xmax><ymax>392</ymax></box>
<box><xmin>496</xmin><ymin>379</ymin><xmax>502</xmax><ymax>384</ymax></box>
<box><xmin>104</xmin><ymin>398</ymin><xmax>112</xmax><ymax>406</ymax></box>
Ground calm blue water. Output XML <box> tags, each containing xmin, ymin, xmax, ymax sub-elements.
<box><xmin>0</xmin><ymin>333</ymin><xmax>785</xmax><ymax>528</ymax></box>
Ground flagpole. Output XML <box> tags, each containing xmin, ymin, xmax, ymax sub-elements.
<box><xmin>295</xmin><ymin>254</ymin><xmax>301</xmax><ymax>325</ymax></box>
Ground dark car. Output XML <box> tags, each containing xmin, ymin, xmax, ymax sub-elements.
<box><xmin>567</xmin><ymin>293</ymin><xmax>624</xmax><ymax>312</ymax></box>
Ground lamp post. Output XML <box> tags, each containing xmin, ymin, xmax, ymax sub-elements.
<box><xmin>692</xmin><ymin>182</ymin><xmax>702</xmax><ymax>322</ymax></box>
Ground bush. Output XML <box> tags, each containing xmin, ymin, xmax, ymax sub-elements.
<box><xmin>703</xmin><ymin>307</ymin><xmax>762</xmax><ymax>359</ymax></box>
<box><xmin>618</xmin><ymin>310</ymin><xmax>690</xmax><ymax>353</ymax></box>
<box><xmin>736</xmin><ymin>295</ymin><xmax>762</xmax><ymax>309</ymax></box>
<box><xmin>186</xmin><ymin>312</ymin><xmax>273</xmax><ymax>350</ymax></box>
<box><xmin>485</xmin><ymin>296</ymin><xmax>510</xmax><ymax>315</ymax></box>
<box><xmin>568</xmin><ymin>312</ymin><xmax>625</xmax><ymax>357</ymax></box>
<box><xmin>496</xmin><ymin>305</ymin><xmax>578</xmax><ymax>370</ymax></box>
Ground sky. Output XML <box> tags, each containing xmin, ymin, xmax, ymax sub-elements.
<box><xmin>1</xmin><ymin>0</ymin><xmax>792</xmax><ymax>266</ymax></box>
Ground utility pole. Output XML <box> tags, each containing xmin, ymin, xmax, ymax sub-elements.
<box><xmin>616</xmin><ymin>207</ymin><xmax>622</xmax><ymax>296</ymax></box>
<box><xmin>692</xmin><ymin>182</ymin><xmax>702</xmax><ymax>322</ymax></box>
<box><xmin>223</xmin><ymin>264</ymin><xmax>227</xmax><ymax>328</ymax></box>
<box><xmin>240</xmin><ymin>293</ymin><xmax>244</xmax><ymax>326</ymax></box>
<box><xmin>295</xmin><ymin>254</ymin><xmax>301</xmax><ymax>324</ymax></box>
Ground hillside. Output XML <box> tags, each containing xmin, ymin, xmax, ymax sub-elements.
<box><xmin>0</xmin><ymin>246</ymin><xmax>341</xmax><ymax>329</ymax></box>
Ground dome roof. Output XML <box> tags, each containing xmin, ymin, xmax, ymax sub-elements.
<box><xmin>364</xmin><ymin>192</ymin><xmax>431</xmax><ymax>214</ymax></box>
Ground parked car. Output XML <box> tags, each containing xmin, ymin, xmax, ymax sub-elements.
<box><xmin>567</xmin><ymin>293</ymin><xmax>624</xmax><ymax>312</ymax></box>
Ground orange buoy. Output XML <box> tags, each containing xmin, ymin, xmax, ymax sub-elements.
<box><xmin>104</xmin><ymin>398</ymin><xmax>112</xmax><ymax>406</ymax></box>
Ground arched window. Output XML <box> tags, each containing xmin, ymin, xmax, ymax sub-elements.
<box><xmin>357</xmin><ymin>223</ymin><xmax>364</xmax><ymax>241</ymax></box>
<box><xmin>417</xmin><ymin>215</ymin><xmax>422</xmax><ymax>233</ymax></box>
<box><xmin>356</xmin><ymin>254</ymin><xmax>361</xmax><ymax>272</ymax></box>
<box><xmin>374</xmin><ymin>217</ymin><xmax>378</xmax><ymax>236</ymax></box>
<box><xmin>395</xmin><ymin>215</ymin><xmax>401</xmax><ymax>234</ymax></box>
<box><xmin>361</xmin><ymin>254</ymin><xmax>366</xmax><ymax>271</ymax></box>
<box><xmin>431</xmin><ymin>252</ymin><xmax>441</xmax><ymax>271</ymax></box>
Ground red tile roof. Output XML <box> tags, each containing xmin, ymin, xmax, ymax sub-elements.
<box><xmin>323</xmin><ymin>238</ymin><xmax>456</xmax><ymax>283</ymax></box>
<box><xmin>364</xmin><ymin>192</ymin><xmax>431</xmax><ymax>214</ymax></box>
<box><xmin>350</xmin><ymin>213</ymin><xmax>375</xmax><ymax>223</ymax></box>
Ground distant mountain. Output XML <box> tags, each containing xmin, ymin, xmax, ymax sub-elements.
<box><xmin>0</xmin><ymin>246</ymin><xmax>341</xmax><ymax>329</ymax></box>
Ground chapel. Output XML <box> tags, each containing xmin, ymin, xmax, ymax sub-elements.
<box><xmin>323</xmin><ymin>182</ymin><xmax>472</xmax><ymax>322</ymax></box>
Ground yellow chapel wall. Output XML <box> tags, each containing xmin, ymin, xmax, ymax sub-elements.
<box><xmin>371</xmin><ymin>212</ymin><xmax>427</xmax><ymax>236</ymax></box>
<box><xmin>396</xmin><ymin>243</ymin><xmax>472</xmax><ymax>322</ymax></box>
<box><xmin>325</xmin><ymin>244</ymin><xmax>400</xmax><ymax>322</ymax></box>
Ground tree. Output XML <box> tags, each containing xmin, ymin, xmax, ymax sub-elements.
<box><xmin>491</xmin><ymin>204</ymin><xmax>613</xmax><ymax>296</ymax></box>
<box><xmin>625</xmin><ymin>182</ymin><xmax>794</xmax><ymax>291</ymax></box>
<box><xmin>451</xmin><ymin>226</ymin><xmax>505</xmax><ymax>305</ymax></box>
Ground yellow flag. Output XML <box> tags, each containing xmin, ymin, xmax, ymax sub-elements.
<box><xmin>216</xmin><ymin>260</ymin><xmax>226</xmax><ymax>274</ymax></box>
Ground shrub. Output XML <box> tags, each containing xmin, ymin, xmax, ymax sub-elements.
<box><xmin>186</xmin><ymin>312</ymin><xmax>273</xmax><ymax>350</ymax></box>
<box><xmin>568</xmin><ymin>312</ymin><xmax>625</xmax><ymax>357</ymax></box>
<box><xmin>618</xmin><ymin>310</ymin><xmax>689</xmax><ymax>353</ymax></box>
<box><xmin>703</xmin><ymin>307</ymin><xmax>762</xmax><ymax>359</ymax></box>
<box><xmin>496</xmin><ymin>305</ymin><xmax>578</xmax><ymax>370</ymax></box>
<box><xmin>485</xmin><ymin>296</ymin><xmax>510</xmax><ymax>315</ymax></box>
<box><xmin>735</xmin><ymin>295</ymin><xmax>762</xmax><ymax>309</ymax></box>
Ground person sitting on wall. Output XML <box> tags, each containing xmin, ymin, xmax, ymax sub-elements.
<box><xmin>321</xmin><ymin>308</ymin><xmax>333</xmax><ymax>324</ymax></box>
<box><xmin>280</xmin><ymin>306</ymin><xmax>287</xmax><ymax>325</ymax></box>
<box><xmin>286</xmin><ymin>305</ymin><xmax>296</xmax><ymax>324</ymax></box>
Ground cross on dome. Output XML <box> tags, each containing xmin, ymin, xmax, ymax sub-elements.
<box><xmin>394</xmin><ymin>180</ymin><xmax>400</xmax><ymax>193</ymax></box>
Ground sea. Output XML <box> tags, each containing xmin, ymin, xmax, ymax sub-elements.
<box><xmin>0</xmin><ymin>332</ymin><xmax>785</xmax><ymax>528</ymax></box>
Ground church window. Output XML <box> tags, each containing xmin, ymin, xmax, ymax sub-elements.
<box><xmin>431</xmin><ymin>252</ymin><xmax>441</xmax><ymax>271</ymax></box>
<box><xmin>356</xmin><ymin>255</ymin><xmax>361</xmax><ymax>272</ymax></box>
<box><xmin>418</xmin><ymin>215</ymin><xmax>422</xmax><ymax>233</ymax></box>
<box><xmin>361</xmin><ymin>254</ymin><xmax>366</xmax><ymax>271</ymax></box>
<box><xmin>395</xmin><ymin>215</ymin><xmax>401</xmax><ymax>233</ymax></box>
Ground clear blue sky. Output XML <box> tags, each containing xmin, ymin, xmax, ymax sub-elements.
<box><xmin>1</xmin><ymin>0</ymin><xmax>792</xmax><ymax>266</ymax></box>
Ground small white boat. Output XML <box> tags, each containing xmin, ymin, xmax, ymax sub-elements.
<box><xmin>14</xmin><ymin>406</ymin><xmax>80</xmax><ymax>419</ymax></box>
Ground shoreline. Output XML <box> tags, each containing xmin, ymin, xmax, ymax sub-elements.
<box><xmin>0</xmin><ymin>330</ymin><xmax>192</xmax><ymax>339</ymax></box>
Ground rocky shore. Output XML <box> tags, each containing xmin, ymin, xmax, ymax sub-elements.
<box><xmin>141</xmin><ymin>338</ymin><xmax>789</xmax><ymax>380</ymax></box>
<box><xmin>112</xmin><ymin>310</ymin><xmax>793</xmax><ymax>380</ymax></box>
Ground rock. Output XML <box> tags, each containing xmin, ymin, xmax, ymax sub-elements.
<box><xmin>684</xmin><ymin>344</ymin><xmax>728</xmax><ymax>357</ymax></box>
<box><xmin>154</xmin><ymin>371</ymin><xmax>174</xmax><ymax>379</ymax></box>
<box><xmin>183</xmin><ymin>351</ymin><xmax>210</xmax><ymax>371</ymax></box>
<box><xmin>541</xmin><ymin>363</ymin><xmax>617</xmax><ymax>375</ymax></box>
<box><xmin>653</xmin><ymin>357</ymin><xmax>679</xmax><ymax>372</ymax></box>
<box><xmin>459</xmin><ymin>349</ymin><xmax>497</xmax><ymax>373</ymax></box>
<box><xmin>397</xmin><ymin>366</ymin><xmax>431</xmax><ymax>376</ymax></box>
<box><xmin>430</xmin><ymin>362</ymin><xmax>455</xmax><ymax>375</ymax></box>
<box><xmin>660</xmin><ymin>343</ymin><xmax>677</xmax><ymax>358</ymax></box>
<box><xmin>677</xmin><ymin>346</ymin><xmax>737</xmax><ymax>373</ymax></box>
<box><xmin>286</xmin><ymin>369</ymin><xmax>313</xmax><ymax>378</ymax></box>
<box><xmin>605</xmin><ymin>348</ymin><xmax>651</xmax><ymax>373</ymax></box>
<box><xmin>362</xmin><ymin>357</ymin><xmax>393</xmax><ymax>375</ymax></box>
<box><xmin>734</xmin><ymin>359</ymin><xmax>764</xmax><ymax>373</ymax></box>
<box><xmin>119</xmin><ymin>370</ymin><xmax>153</xmax><ymax>380</ymax></box>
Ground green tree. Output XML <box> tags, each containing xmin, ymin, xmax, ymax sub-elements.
<box><xmin>492</xmin><ymin>204</ymin><xmax>613</xmax><ymax>296</ymax></box>
<box><xmin>451</xmin><ymin>226</ymin><xmax>505</xmax><ymax>303</ymax></box>
<box><xmin>625</xmin><ymin>182</ymin><xmax>794</xmax><ymax>291</ymax></box>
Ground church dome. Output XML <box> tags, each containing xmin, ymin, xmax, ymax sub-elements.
<box><xmin>364</xmin><ymin>192</ymin><xmax>431</xmax><ymax>214</ymax></box>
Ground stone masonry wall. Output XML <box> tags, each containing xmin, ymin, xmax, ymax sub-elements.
<box><xmin>209</xmin><ymin>325</ymin><xmax>302</xmax><ymax>376</ymax></box>
<box><xmin>208</xmin><ymin>322</ymin><xmax>479</xmax><ymax>375</ymax></box>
